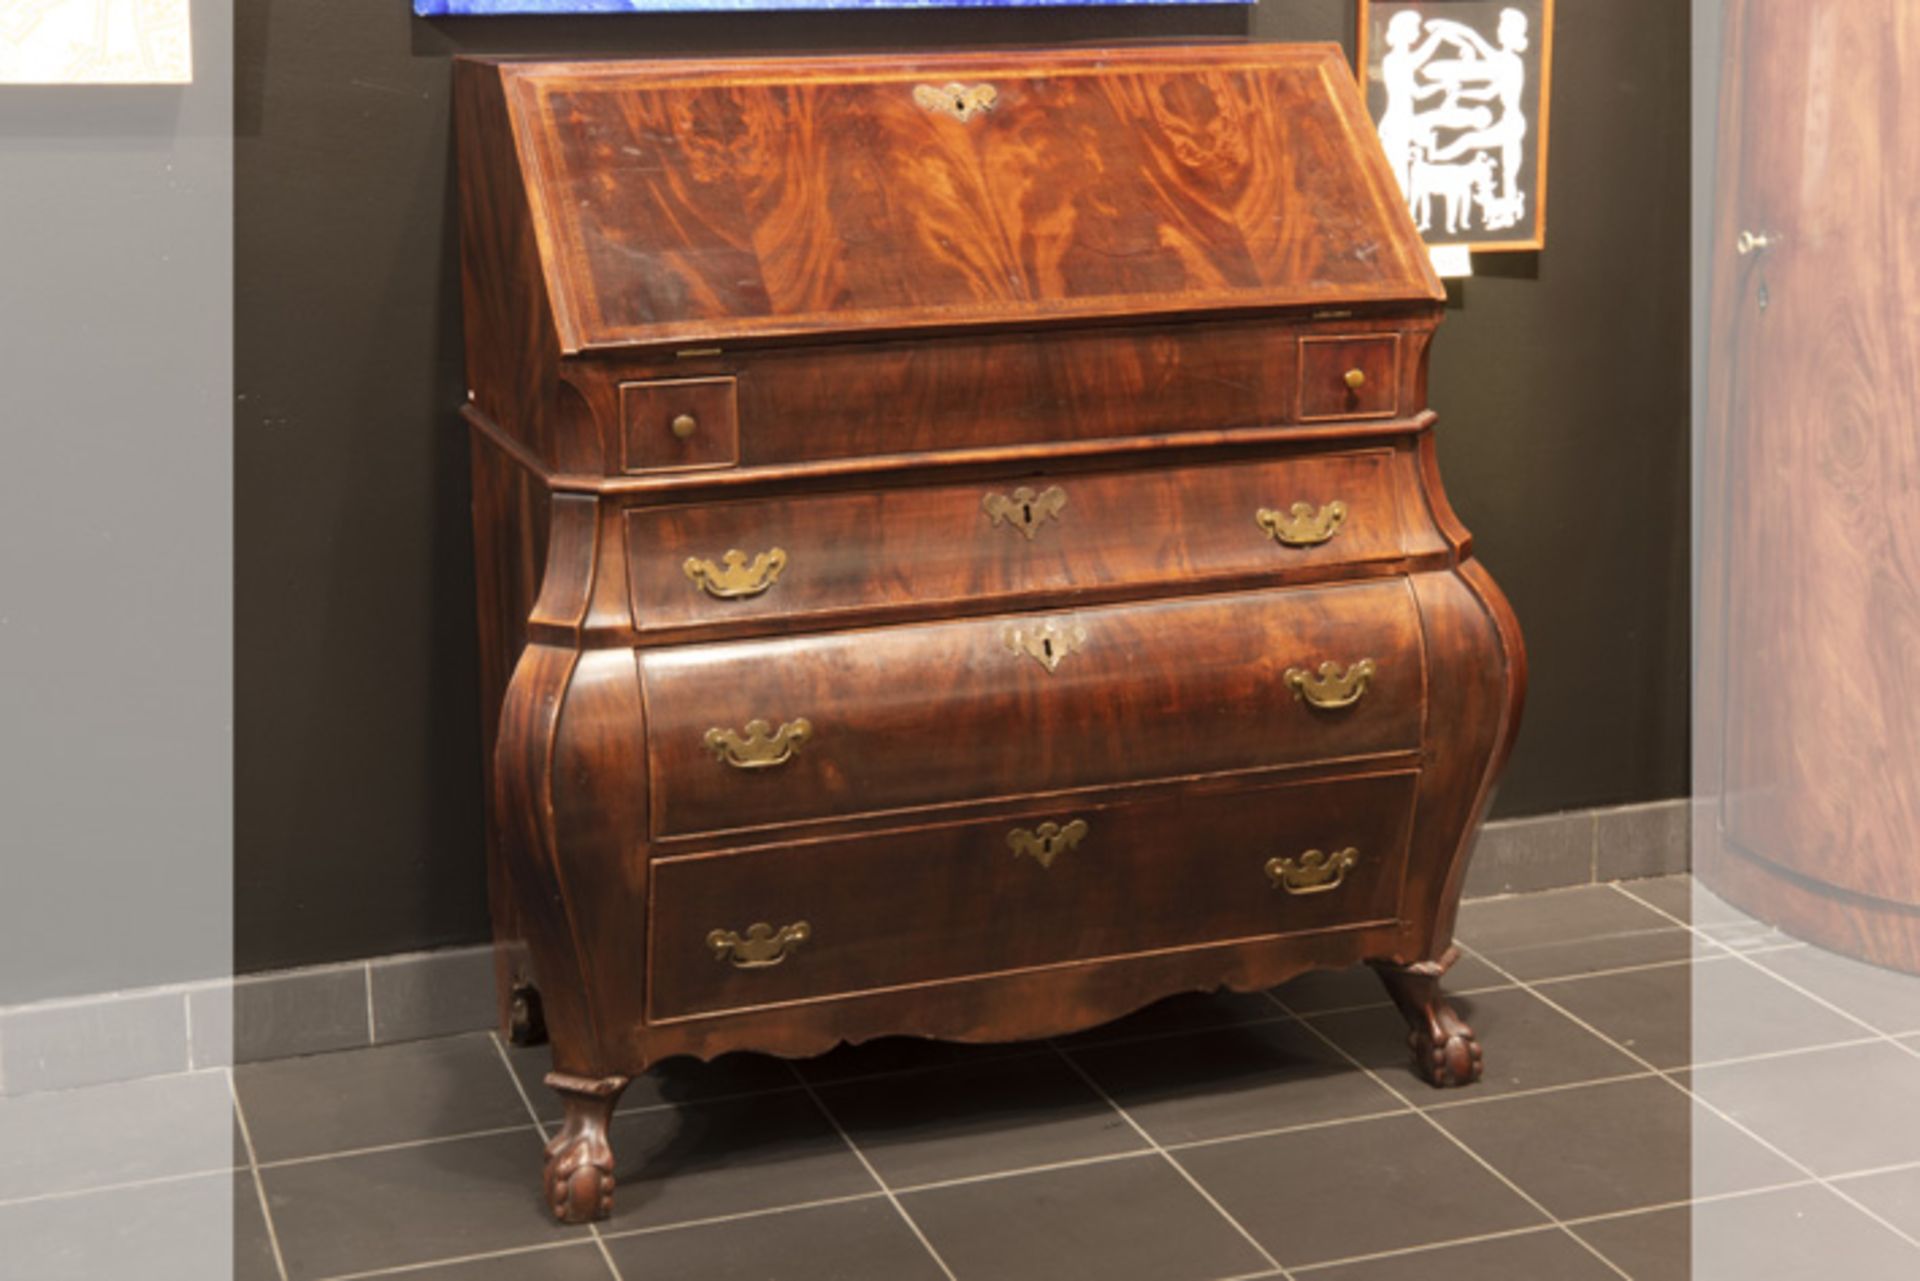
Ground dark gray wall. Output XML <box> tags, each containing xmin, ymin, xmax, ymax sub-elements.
<box><xmin>236</xmin><ymin>0</ymin><xmax>1690</xmax><ymax>972</ymax></box>
<box><xmin>2</xmin><ymin>0</ymin><xmax>233</xmax><ymax>1003</ymax></box>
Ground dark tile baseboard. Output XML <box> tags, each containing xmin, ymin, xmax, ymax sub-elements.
<box><xmin>1465</xmin><ymin>798</ymin><xmax>1690</xmax><ymax>898</ymax></box>
<box><xmin>0</xmin><ymin>798</ymin><xmax>1688</xmax><ymax>1096</ymax></box>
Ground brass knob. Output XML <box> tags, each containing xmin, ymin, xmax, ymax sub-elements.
<box><xmin>670</xmin><ymin>412</ymin><xmax>698</xmax><ymax>439</ymax></box>
<box><xmin>1343</xmin><ymin>368</ymin><xmax>1367</xmax><ymax>391</ymax></box>
<box><xmin>1735</xmin><ymin>230</ymin><xmax>1775</xmax><ymax>256</ymax></box>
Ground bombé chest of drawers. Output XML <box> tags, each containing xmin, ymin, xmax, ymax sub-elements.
<box><xmin>454</xmin><ymin>44</ymin><xmax>1525</xmax><ymax>1223</ymax></box>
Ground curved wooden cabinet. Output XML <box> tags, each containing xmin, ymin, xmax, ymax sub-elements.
<box><xmin>456</xmin><ymin>45</ymin><xmax>1525</xmax><ymax>1225</ymax></box>
<box><xmin>1700</xmin><ymin>0</ymin><xmax>1920</xmax><ymax>971</ymax></box>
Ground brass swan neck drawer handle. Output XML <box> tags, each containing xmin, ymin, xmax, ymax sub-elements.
<box><xmin>1285</xmin><ymin>659</ymin><xmax>1377</xmax><ymax>709</ymax></box>
<box><xmin>983</xmin><ymin>485</ymin><xmax>1067</xmax><ymax>540</ymax></box>
<box><xmin>914</xmin><ymin>81</ymin><xmax>997</xmax><ymax>122</ymax></box>
<box><xmin>708</xmin><ymin>922</ymin><xmax>811</xmax><ymax>968</ymax></box>
<box><xmin>1257</xmin><ymin>500</ymin><xmax>1348</xmax><ymax>548</ymax></box>
<box><xmin>684</xmin><ymin>548</ymin><xmax>788</xmax><ymax>599</ymax></box>
<box><xmin>1266</xmin><ymin>848</ymin><xmax>1359</xmax><ymax>895</ymax></box>
<box><xmin>1005</xmin><ymin>619</ymin><xmax>1087</xmax><ymax>673</ymax></box>
<box><xmin>705</xmin><ymin>718</ymin><xmax>812</xmax><ymax>769</ymax></box>
<box><xmin>1007</xmin><ymin>819</ymin><xmax>1088</xmax><ymax>869</ymax></box>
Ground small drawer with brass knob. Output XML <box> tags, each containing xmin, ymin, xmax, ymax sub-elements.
<box><xmin>619</xmin><ymin>374</ymin><xmax>739</xmax><ymax>473</ymax></box>
<box><xmin>1298</xmin><ymin>334</ymin><xmax>1400</xmax><ymax>421</ymax></box>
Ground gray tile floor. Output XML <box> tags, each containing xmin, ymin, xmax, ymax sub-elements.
<box><xmin>9</xmin><ymin>876</ymin><xmax>1920</xmax><ymax>1280</ymax></box>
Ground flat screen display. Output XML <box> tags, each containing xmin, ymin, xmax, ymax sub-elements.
<box><xmin>417</xmin><ymin>0</ymin><xmax>1233</xmax><ymax>12</ymax></box>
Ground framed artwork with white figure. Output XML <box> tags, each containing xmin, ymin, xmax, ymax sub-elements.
<box><xmin>1358</xmin><ymin>0</ymin><xmax>1553</xmax><ymax>251</ymax></box>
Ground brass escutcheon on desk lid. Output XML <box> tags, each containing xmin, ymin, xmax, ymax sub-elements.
<box><xmin>1285</xmin><ymin>659</ymin><xmax>1376</xmax><ymax>709</ymax></box>
<box><xmin>1257</xmin><ymin>500</ymin><xmax>1347</xmax><ymax>548</ymax></box>
<box><xmin>983</xmin><ymin>485</ymin><xmax>1067</xmax><ymax>540</ymax></box>
<box><xmin>684</xmin><ymin>548</ymin><xmax>788</xmax><ymax>599</ymax></box>
<box><xmin>705</xmin><ymin>718</ymin><xmax>813</xmax><ymax>769</ymax></box>
<box><xmin>914</xmin><ymin>81</ymin><xmax>998</xmax><ymax>122</ymax></box>
<box><xmin>1004</xmin><ymin>619</ymin><xmax>1087</xmax><ymax>673</ymax></box>
<box><xmin>1265</xmin><ymin>847</ymin><xmax>1359</xmax><ymax>895</ymax></box>
<box><xmin>708</xmin><ymin>921</ymin><xmax>811</xmax><ymax>968</ymax></box>
<box><xmin>1007</xmin><ymin>818</ymin><xmax>1089</xmax><ymax>869</ymax></box>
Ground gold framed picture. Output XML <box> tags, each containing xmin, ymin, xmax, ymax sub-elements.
<box><xmin>1357</xmin><ymin>0</ymin><xmax>1554</xmax><ymax>252</ymax></box>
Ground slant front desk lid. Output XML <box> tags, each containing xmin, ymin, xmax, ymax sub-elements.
<box><xmin>468</xmin><ymin>45</ymin><xmax>1443</xmax><ymax>355</ymax></box>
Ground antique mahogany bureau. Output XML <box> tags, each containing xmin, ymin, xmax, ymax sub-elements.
<box><xmin>454</xmin><ymin>44</ymin><xmax>1524</xmax><ymax>1223</ymax></box>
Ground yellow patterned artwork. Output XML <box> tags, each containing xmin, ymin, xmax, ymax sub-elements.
<box><xmin>0</xmin><ymin>0</ymin><xmax>191</xmax><ymax>84</ymax></box>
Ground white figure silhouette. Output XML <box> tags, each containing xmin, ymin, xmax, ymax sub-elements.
<box><xmin>1376</xmin><ymin>11</ymin><xmax>1468</xmax><ymax>196</ymax></box>
<box><xmin>1375</xmin><ymin>6</ymin><xmax>1533</xmax><ymax>237</ymax></box>
<box><xmin>1427</xmin><ymin>10</ymin><xmax>1531</xmax><ymax>230</ymax></box>
<box><xmin>1410</xmin><ymin>152</ymin><xmax>1495</xmax><ymax>234</ymax></box>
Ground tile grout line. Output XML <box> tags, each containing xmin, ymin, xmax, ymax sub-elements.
<box><xmin>1558</xmin><ymin>1176</ymin><xmax>1818</xmax><ymax>1227</ymax></box>
<box><xmin>255</xmin><ymin>1119</ymin><xmax>547</xmax><ymax>1171</ymax></box>
<box><xmin>1826</xmin><ymin>1154</ymin><xmax>1920</xmax><ymax>1184</ymax></box>
<box><xmin>1586</xmin><ymin>811</ymin><xmax>1600</xmax><ymax>886</ymax></box>
<box><xmin>1160</xmin><ymin>1105</ymin><xmax>1418</xmax><ymax>1153</ymax></box>
<box><xmin>1045</xmin><ymin>1039</ymin><xmax>1298</xmax><ymax>1281</ymax></box>
<box><xmin>1289</xmin><ymin>1224</ymin><xmax>1567</xmax><ymax>1276</ymax></box>
<box><xmin>311</xmin><ymin>1237</ymin><xmax>620</xmax><ymax>1281</ymax></box>
<box><xmin>784</xmin><ymin>1061</ymin><xmax>961</xmax><ymax>1281</ymax></box>
<box><xmin>1267</xmin><ymin>989</ymin><xmax>1635</xmax><ymax>1281</ymax></box>
<box><xmin>1602</xmin><ymin>885</ymin><xmax>1920</xmax><ymax>1240</ymax></box>
<box><xmin>1286</xmin><ymin>1165</ymin><xmax>1903</xmax><ymax>1278</ymax></box>
<box><xmin>889</xmin><ymin>1147</ymin><xmax>1158</xmax><ymax>1196</ymax></box>
<box><xmin>1611</xmin><ymin>881</ymin><xmax>1920</xmax><ymax>1062</ymax></box>
<box><xmin>590</xmin><ymin>1189</ymin><xmax>898</xmax><ymax>1247</ymax></box>
<box><xmin>485</xmin><ymin>1032</ymin><xmax>628</xmax><ymax>1281</ymax></box>
<box><xmin>1457</xmin><ymin>930</ymin><xmax>1920</xmax><ymax>1254</ymax></box>
<box><xmin>1268</xmin><ymin>980</ymin><xmax>1520</xmax><ymax>1022</ymax></box>
<box><xmin>228</xmin><ymin>1066</ymin><xmax>292</xmax><ymax>1281</ymax></box>
<box><xmin>1396</xmin><ymin>1068</ymin><xmax>1660</xmax><ymax>1116</ymax></box>
<box><xmin>1523</xmin><ymin>948</ymin><xmax>1737</xmax><ymax>989</ymax></box>
<box><xmin>0</xmin><ymin>1163</ymin><xmax>252</xmax><ymax>1212</ymax></box>
<box><xmin>181</xmin><ymin>991</ymin><xmax>195</xmax><ymax>1072</ymax></box>
<box><xmin>1684</xmin><ymin>1033</ymin><xmax>1890</xmax><ymax>1073</ymax></box>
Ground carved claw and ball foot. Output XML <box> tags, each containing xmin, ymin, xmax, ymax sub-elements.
<box><xmin>1371</xmin><ymin>950</ymin><xmax>1484</xmax><ymax>1088</ymax></box>
<box><xmin>543</xmin><ymin>1073</ymin><xmax>629</xmax><ymax>1224</ymax></box>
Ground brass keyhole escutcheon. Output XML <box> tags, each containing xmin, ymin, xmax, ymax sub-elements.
<box><xmin>1005</xmin><ymin>620</ymin><xmax>1087</xmax><ymax>673</ymax></box>
<box><xmin>670</xmin><ymin>412</ymin><xmax>698</xmax><ymax>439</ymax></box>
<box><xmin>914</xmin><ymin>81</ymin><xmax>998</xmax><ymax>122</ymax></box>
<box><xmin>983</xmin><ymin>486</ymin><xmax>1066</xmax><ymax>540</ymax></box>
<box><xmin>1343</xmin><ymin>367</ymin><xmax>1367</xmax><ymax>391</ymax></box>
<box><xmin>1008</xmin><ymin>819</ymin><xmax>1089</xmax><ymax>869</ymax></box>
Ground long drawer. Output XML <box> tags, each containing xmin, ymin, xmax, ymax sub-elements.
<box><xmin>640</xmin><ymin>580</ymin><xmax>1424</xmax><ymax>840</ymax></box>
<box><xmin>627</xmin><ymin>450</ymin><xmax>1405</xmax><ymax>633</ymax></box>
<box><xmin>611</xmin><ymin>321</ymin><xmax>1409</xmax><ymax>475</ymax></box>
<box><xmin>648</xmin><ymin>769</ymin><xmax>1418</xmax><ymax>1022</ymax></box>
